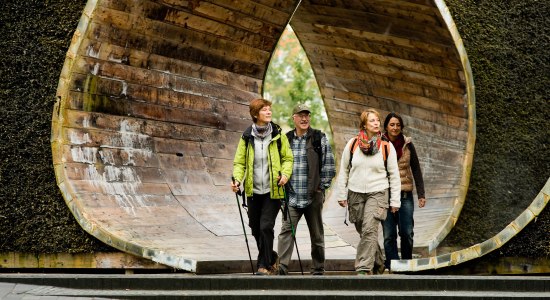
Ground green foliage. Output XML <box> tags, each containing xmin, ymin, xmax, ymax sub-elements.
<box><xmin>264</xmin><ymin>26</ymin><xmax>329</xmax><ymax>134</ymax></box>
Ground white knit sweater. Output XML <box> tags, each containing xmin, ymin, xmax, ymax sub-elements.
<box><xmin>336</xmin><ymin>137</ymin><xmax>402</xmax><ymax>208</ymax></box>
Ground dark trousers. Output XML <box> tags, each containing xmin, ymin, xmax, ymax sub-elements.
<box><xmin>382</xmin><ymin>191</ymin><xmax>415</xmax><ymax>269</ymax></box>
<box><xmin>248</xmin><ymin>193</ymin><xmax>281</xmax><ymax>269</ymax></box>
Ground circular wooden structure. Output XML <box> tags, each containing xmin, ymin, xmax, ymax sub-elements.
<box><xmin>52</xmin><ymin>0</ymin><xmax>475</xmax><ymax>272</ymax></box>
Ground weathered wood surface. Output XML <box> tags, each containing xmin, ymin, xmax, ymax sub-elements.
<box><xmin>291</xmin><ymin>0</ymin><xmax>473</xmax><ymax>257</ymax></box>
<box><xmin>52</xmin><ymin>0</ymin><xmax>474</xmax><ymax>272</ymax></box>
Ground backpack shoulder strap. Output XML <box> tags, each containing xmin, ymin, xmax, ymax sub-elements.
<box><xmin>286</xmin><ymin>130</ymin><xmax>295</xmax><ymax>143</ymax></box>
<box><xmin>381</xmin><ymin>140</ymin><xmax>390</xmax><ymax>177</ymax></box>
<box><xmin>311</xmin><ymin>129</ymin><xmax>323</xmax><ymax>169</ymax></box>
<box><xmin>312</xmin><ymin>129</ymin><xmax>322</xmax><ymax>153</ymax></box>
<box><xmin>241</xmin><ymin>126</ymin><xmax>253</xmax><ymax>146</ymax></box>
<box><xmin>349</xmin><ymin>137</ymin><xmax>359</xmax><ymax>168</ymax></box>
<box><xmin>272</xmin><ymin>123</ymin><xmax>282</xmax><ymax>157</ymax></box>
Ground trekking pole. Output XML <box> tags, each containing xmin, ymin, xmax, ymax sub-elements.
<box><xmin>232</xmin><ymin>177</ymin><xmax>254</xmax><ymax>275</ymax></box>
<box><xmin>280</xmin><ymin>173</ymin><xmax>304</xmax><ymax>275</ymax></box>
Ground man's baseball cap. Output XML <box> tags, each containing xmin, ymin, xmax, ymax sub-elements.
<box><xmin>292</xmin><ymin>103</ymin><xmax>311</xmax><ymax>115</ymax></box>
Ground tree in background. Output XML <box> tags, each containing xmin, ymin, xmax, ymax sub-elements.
<box><xmin>264</xmin><ymin>26</ymin><xmax>330</xmax><ymax>136</ymax></box>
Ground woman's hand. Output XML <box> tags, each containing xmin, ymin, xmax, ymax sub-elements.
<box><xmin>277</xmin><ymin>174</ymin><xmax>288</xmax><ymax>186</ymax></box>
<box><xmin>231</xmin><ymin>181</ymin><xmax>240</xmax><ymax>193</ymax></box>
<box><xmin>418</xmin><ymin>198</ymin><xmax>426</xmax><ymax>208</ymax></box>
<box><xmin>338</xmin><ymin>200</ymin><xmax>348</xmax><ymax>207</ymax></box>
<box><xmin>390</xmin><ymin>206</ymin><xmax>399</xmax><ymax>213</ymax></box>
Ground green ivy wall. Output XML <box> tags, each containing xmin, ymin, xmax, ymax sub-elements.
<box><xmin>0</xmin><ymin>0</ymin><xmax>547</xmax><ymax>258</ymax></box>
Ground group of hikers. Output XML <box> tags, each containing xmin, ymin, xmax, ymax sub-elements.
<box><xmin>230</xmin><ymin>98</ymin><xmax>426</xmax><ymax>276</ymax></box>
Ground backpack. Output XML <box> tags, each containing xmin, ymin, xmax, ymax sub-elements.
<box><xmin>349</xmin><ymin>137</ymin><xmax>390</xmax><ymax>178</ymax></box>
<box><xmin>286</xmin><ymin>129</ymin><xmax>324</xmax><ymax>172</ymax></box>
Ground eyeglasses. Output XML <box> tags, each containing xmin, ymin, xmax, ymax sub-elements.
<box><xmin>294</xmin><ymin>113</ymin><xmax>310</xmax><ymax>119</ymax></box>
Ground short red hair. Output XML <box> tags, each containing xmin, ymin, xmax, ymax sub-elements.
<box><xmin>249</xmin><ymin>98</ymin><xmax>272</xmax><ymax>123</ymax></box>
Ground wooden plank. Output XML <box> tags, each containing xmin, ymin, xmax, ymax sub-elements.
<box><xmin>299</xmin><ymin>36</ymin><xmax>462</xmax><ymax>79</ymax></box>
<box><xmin>64</xmin><ymin>162</ymin><xmax>165</xmax><ymax>184</ymax></box>
<box><xmin>69</xmin><ymin>180</ymin><xmax>172</xmax><ymax>196</ymax></box>
<box><xmin>157</xmin><ymin>153</ymin><xmax>208</xmax><ymax>171</ymax></box>
<box><xmin>79</xmin><ymin>39</ymin><xmax>262</xmax><ymax>94</ymax></box>
<box><xmin>299</xmin><ymin>33</ymin><xmax>460</xmax><ymax>70</ymax></box>
<box><xmin>70</xmin><ymin>57</ymin><xmax>258</xmax><ymax>107</ymax></box>
<box><xmin>93</xmin><ymin>4</ymin><xmax>273</xmax><ymax>63</ymax></box>
<box><xmin>319</xmin><ymin>64</ymin><xmax>465</xmax><ymax>110</ymax></box>
<box><xmin>75</xmin><ymin>193</ymin><xmax>178</xmax><ymax>209</ymax></box>
<box><xmin>0</xmin><ymin>252</ymin><xmax>170</xmax><ymax>269</ymax></box>
<box><xmin>206</xmin><ymin>0</ymin><xmax>291</xmax><ymax>26</ymax></box>
<box><xmin>293</xmin><ymin>4</ymin><xmax>453</xmax><ymax>46</ymax></box>
<box><xmin>153</xmin><ymin>137</ymin><xmax>202</xmax><ymax>156</ymax></box>
<box><xmin>100</xmin><ymin>0</ymin><xmax>281</xmax><ymax>51</ymax></box>
<box><xmin>63</xmin><ymin>109</ymin><xmax>243</xmax><ymax>144</ymax></box>
<box><xmin>305</xmin><ymin>2</ymin><xmax>441</xmax><ymax>27</ymax></box>
<box><xmin>61</xmin><ymin>145</ymin><xmax>160</xmax><ymax>168</ymax></box>
<box><xmin>175</xmin><ymin>194</ymin><xmax>252</xmax><ymax>236</ymax></box>
<box><xmin>309</xmin><ymin>0</ymin><xmax>438</xmax><ymax>16</ymax></box>
<box><xmin>192</xmin><ymin>1</ymin><xmax>284</xmax><ymax>37</ymax></box>
<box><xmin>302</xmin><ymin>23</ymin><xmax>456</xmax><ymax>58</ymax></box>
<box><xmin>322</xmin><ymin>89</ymin><xmax>468</xmax><ymax>130</ymax></box>
<box><xmin>253</xmin><ymin>0</ymin><xmax>298</xmax><ymax>13</ymax></box>
<box><xmin>62</xmin><ymin>127</ymin><xmax>154</xmax><ymax>149</ymax></box>
<box><xmin>163</xmin><ymin>169</ymin><xmax>213</xmax><ymax>185</ymax></box>
<box><xmin>305</xmin><ymin>45</ymin><xmax>464</xmax><ymax>92</ymax></box>
<box><xmin>88</xmin><ymin>22</ymin><xmax>266</xmax><ymax>78</ymax></box>
<box><xmin>317</xmin><ymin>60</ymin><xmax>465</xmax><ymax>105</ymax></box>
<box><xmin>67</xmin><ymin>76</ymin><xmax>249</xmax><ymax>130</ymax></box>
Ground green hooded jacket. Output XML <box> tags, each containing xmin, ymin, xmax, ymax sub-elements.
<box><xmin>232</xmin><ymin>122</ymin><xmax>293</xmax><ymax>199</ymax></box>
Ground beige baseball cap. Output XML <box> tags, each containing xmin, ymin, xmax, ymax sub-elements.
<box><xmin>292</xmin><ymin>103</ymin><xmax>310</xmax><ymax>115</ymax></box>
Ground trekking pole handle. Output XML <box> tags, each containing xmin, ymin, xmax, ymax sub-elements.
<box><xmin>231</xmin><ymin>176</ymin><xmax>241</xmax><ymax>195</ymax></box>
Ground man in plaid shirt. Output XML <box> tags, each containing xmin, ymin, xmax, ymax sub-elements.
<box><xmin>277</xmin><ymin>104</ymin><xmax>336</xmax><ymax>275</ymax></box>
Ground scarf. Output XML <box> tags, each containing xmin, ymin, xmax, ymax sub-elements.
<box><xmin>252</xmin><ymin>122</ymin><xmax>272</xmax><ymax>139</ymax></box>
<box><xmin>357</xmin><ymin>130</ymin><xmax>381</xmax><ymax>156</ymax></box>
<box><xmin>383</xmin><ymin>133</ymin><xmax>404</xmax><ymax>160</ymax></box>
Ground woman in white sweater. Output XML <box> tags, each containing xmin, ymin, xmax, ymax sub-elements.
<box><xmin>336</xmin><ymin>108</ymin><xmax>401</xmax><ymax>275</ymax></box>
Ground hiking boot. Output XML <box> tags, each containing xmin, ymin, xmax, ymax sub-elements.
<box><xmin>312</xmin><ymin>271</ymin><xmax>324</xmax><ymax>275</ymax></box>
<box><xmin>357</xmin><ymin>270</ymin><xmax>373</xmax><ymax>276</ymax></box>
<box><xmin>255</xmin><ymin>267</ymin><xmax>270</xmax><ymax>275</ymax></box>
<box><xmin>374</xmin><ymin>263</ymin><xmax>385</xmax><ymax>275</ymax></box>
<box><xmin>278</xmin><ymin>264</ymin><xmax>289</xmax><ymax>275</ymax></box>
<box><xmin>267</xmin><ymin>266</ymin><xmax>279</xmax><ymax>275</ymax></box>
<box><xmin>270</xmin><ymin>253</ymin><xmax>280</xmax><ymax>275</ymax></box>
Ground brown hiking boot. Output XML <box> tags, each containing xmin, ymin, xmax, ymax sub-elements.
<box><xmin>255</xmin><ymin>267</ymin><xmax>270</xmax><ymax>275</ymax></box>
<box><xmin>269</xmin><ymin>252</ymin><xmax>280</xmax><ymax>275</ymax></box>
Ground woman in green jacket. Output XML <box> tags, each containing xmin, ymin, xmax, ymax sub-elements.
<box><xmin>231</xmin><ymin>98</ymin><xmax>293</xmax><ymax>275</ymax></box>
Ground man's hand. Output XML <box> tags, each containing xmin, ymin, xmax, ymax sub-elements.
<box><xmin>277</xmin><ymin>174</ymin><xmax>288</xmax><ymax>186</ymax></box>
<box><xmin>338</xmin><ymin>200</ymin><xmax>348</xmax><ymax>207</ymax></box>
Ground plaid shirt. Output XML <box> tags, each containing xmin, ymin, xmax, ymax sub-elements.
<box><xmin>288</xmin><ymin>130</ymin><xmax>336</xmax><ymax>208</ymax></box>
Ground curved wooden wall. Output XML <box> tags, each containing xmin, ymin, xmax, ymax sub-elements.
<box><xmin>52</xmin><ymin>0</ymin><xmax>474</xmax><ymax>272</ymax></box>
<box><xmin>291</xmin><ymin>0</ymin><xmax>475</xmax><ymax>254</ymax></box>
